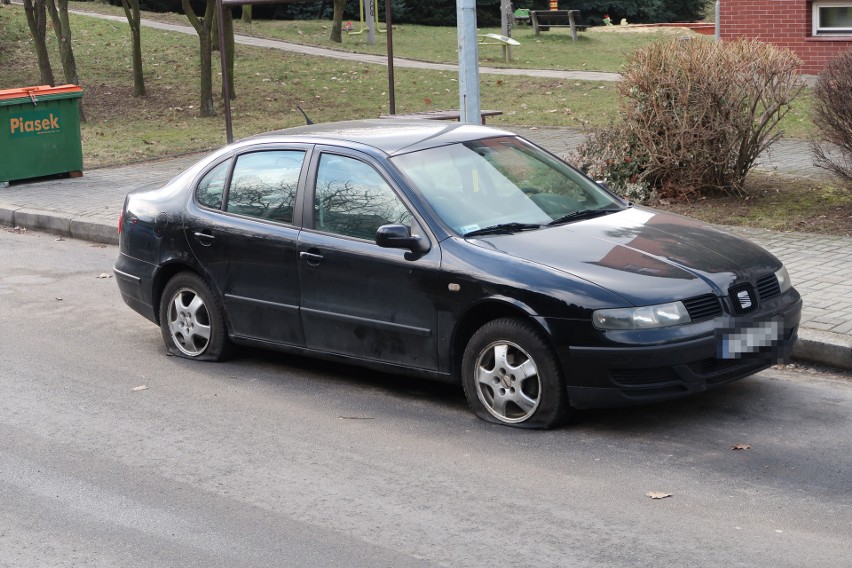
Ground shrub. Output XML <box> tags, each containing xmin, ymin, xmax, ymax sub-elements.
<box><xmin>571</xmin><ymin>38</ymin><xmax>804</xmax><ymax>201</ymax></box>
<box><xmin>567</xmin><ymin>127</ymin><xmax>656</xmax><ymax>203</ymax></box>
<box><xmin>812</xmin><ymin>50</ymin><xmax>852</xmax><ymax>183</ymax></box>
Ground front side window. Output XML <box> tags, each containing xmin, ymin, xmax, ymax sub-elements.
<box><xmin>313</xmin><ymin>154</ymin><xmax>412</xmax><ymax>240</ymax></box>
<box><xmin>392</xmin><ymin>137</ymin><xmax>623</xmax><ymax>235</ymax></box>
<box><xmin>813</xmin><ymin>1</ymin><xmax>852</xmax><ymax>35</ymax></box>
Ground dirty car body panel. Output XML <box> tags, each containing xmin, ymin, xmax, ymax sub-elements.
<box><xmin>115</xmin><ymin>119</ymin><xmax>801</xmax><ymax>428</ymax></box>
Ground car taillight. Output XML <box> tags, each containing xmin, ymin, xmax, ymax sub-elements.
<box><xmin>118</xmin><ymin>211</ymin><xmax>123</xmax><ymax>235</ymax></box>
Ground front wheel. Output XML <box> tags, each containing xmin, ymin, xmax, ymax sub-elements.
<box><xmin>159</xmin><ymin>272</ymin><xmax>231</xmax><ymax>361</ymax></box>
<box><xmin>462</xmin><ymin>318</ymin><xmax>569</xmax><ymax>429</ymax></box>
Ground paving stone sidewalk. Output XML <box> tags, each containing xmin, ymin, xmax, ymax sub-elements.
<box><xmin>1</xmin><ymin>127</ymin><xmax>850</xmax><ymax>370</ymax></box>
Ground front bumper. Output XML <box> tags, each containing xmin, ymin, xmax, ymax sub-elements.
<box><xmin>550</xmin><ymin>297</ymin><xmax>802</xmax><ymax>409</ymax></box>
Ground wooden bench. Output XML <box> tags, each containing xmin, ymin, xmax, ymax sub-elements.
<box><xmin>477</xmin><ymin>33</ymin><xmax>520</xmax><ymax>63</ymax></box>
<box><xmin>530</xmin><ymin>10</ymin><xmax>584</xmax><ymax>41</ymax></box>
<box><xmin>380</xmin><ymin>109</ymin><xmax>503</xmax><ymax>124</ymax></box>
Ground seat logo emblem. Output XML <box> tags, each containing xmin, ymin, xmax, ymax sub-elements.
<box><xmin>737</xmin><ymin>290</ymin><xmax>753</xmax><ymax>310</ymax></box>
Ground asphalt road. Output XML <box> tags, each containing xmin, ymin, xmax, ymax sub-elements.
<box><xmin>1</xmin><ymin>228</ymin><xmax>850</xmax><ymax>568</ymax></box>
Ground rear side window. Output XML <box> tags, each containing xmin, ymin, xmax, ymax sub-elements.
<box><xmin>196</xmin><ymin>160</ymin><xmax>230</xmax><ymax>210</ymax></box>
<box><xmin>226</xmin><ymin>150</ymin><xmax>305</xmax><ymax>224</ymax></box>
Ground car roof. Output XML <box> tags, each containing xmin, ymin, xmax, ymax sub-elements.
<box><xmin>244</xmin><ymin>119</ymin><xmax>517</xmax><ymax>156</ymax></box>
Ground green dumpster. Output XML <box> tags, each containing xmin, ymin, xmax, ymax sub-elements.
<box><xmin>0</xmin><ymin>84</ymin><xmax>84</xmax><ymax>185</ymax></box>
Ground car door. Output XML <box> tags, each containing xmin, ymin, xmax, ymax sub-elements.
<box><xmin>184</xmin><ymin>146</ymin><xmax>309</xmax><ymax>346</ymax></box>
<box><xmin>297</xmin><ymin>148</ymin><xmax>442</xmax><ymax>371</ymax></box>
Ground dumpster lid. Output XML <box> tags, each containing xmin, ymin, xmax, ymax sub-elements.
<box><xmin>0</xmin><ymin>84</ymin><xmax>83</xmax><ymax>102</ymax></box>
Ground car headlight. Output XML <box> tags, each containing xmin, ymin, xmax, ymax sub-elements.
<box><xmin>593</xmin><ymin>302</ymin><xmax>692</xmax><ymax>330</ymax></box>
<box><xmin>775</xmin><ymin>266</ymin><xmax>792</xmax><ymax>293</ymax></box>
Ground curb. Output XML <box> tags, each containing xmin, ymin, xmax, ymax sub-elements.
<box><xmin>793</xmin><ymin>328</ymin><xmax>852</xmax><ymax>371</ymax></box>
<box><xmin>0</xmin><ymin>206</ymin><xmax>118</xmax><ymax>245</ymax></box>
<box><xmin>1</xmin><ymin>206</ymin><xmax>850</xmax><ymax>371</ymax></box>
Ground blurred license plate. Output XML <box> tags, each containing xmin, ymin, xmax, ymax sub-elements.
<box><xmin>717</xmin><ymin>316</ymin><xmax>784</xmax><ymax>359</ymax></box>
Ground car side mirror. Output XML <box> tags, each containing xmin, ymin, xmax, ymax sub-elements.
<box><xmin>376</xmin><ymin>224</ymin><xmax>430</xmax><ymax>254</ymax></box>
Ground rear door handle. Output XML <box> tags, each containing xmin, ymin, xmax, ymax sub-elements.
<box><xmin>193</xmin><ymin>231</ymin><xmax>215</xmax><ymax>246</ymax></box>
<box><xmin>300</xmin><ymin>251</ymin><xmax>323</xmax><ymax>266</ymax></box>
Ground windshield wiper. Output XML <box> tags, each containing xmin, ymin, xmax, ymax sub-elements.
<box><xmin>463</xmin><ymin>222</ymin><xmax>542</xmax><ymax>237</ymax></box>
<box><xmin>547</xmin><ymin>207</ymin><xmax>619</xmax><ymax>226</ymax></box>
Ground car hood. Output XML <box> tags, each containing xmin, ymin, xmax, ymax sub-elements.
<box><xmin>468</xmin><ymin>207</ymin><xmax>780</xmax><ymax>306</ymax></box>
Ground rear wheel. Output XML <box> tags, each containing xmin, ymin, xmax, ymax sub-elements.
<box><xmin>159</xmin><ymin>272</ymin><xmax>231</xmax><ymax>361</ymax></box>
<box><xmin>462</xmin><ymin>318</ymin><xmax>568</xmax><ymax>429</ymax></box>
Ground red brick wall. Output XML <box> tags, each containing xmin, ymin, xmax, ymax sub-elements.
<box><xmin>720</xmin><ymin>0</ymin><xmax>852</xmax><ymax>74</ymax></box>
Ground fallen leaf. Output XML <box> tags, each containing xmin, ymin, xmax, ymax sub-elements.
<box><xmin>55</xmin><ymin>297</ymin><xmax>63</xmax><ymax>301</ymax></box>
<box><xmin>96</xmin><ymin>273</ymin><xmax>112</xmax><ymax>279</ymax></box>
<box><xmin>646</xmin><ymin>492</ymin><xmax>672</xmax><ymax>499</ymax></box>
<box><xmin>732</xmin><ymin>444</ymin><xmax>751</xmax><ymax>450</ymax></box>
<box><xmin>55</xmin><ymin>237</ymin><xmax>65</xmax><ymax>241</ymax></box>
<box><xmin>132</xmin><ymin>385</ymin><xmax>148</xmax><ymax>391</ymax></box>
<box><xmin>339</xmin><ymin>416</ymin><xmax>375</xmax><ymax>420</ymax></box>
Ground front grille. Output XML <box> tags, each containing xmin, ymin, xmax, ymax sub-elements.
<box><xmin>757</xmin><ymin>273</ymin><xmax>781</xmax><ymax>300</ymax></box>
<box><xmin>682</xmin><ymin>294</ymin><xmax>723</xmax><ymax>321</ymax></box>
<box><xmin>729</xmin><ymin>283</ymin><xmax>758</xmax><ymax>314</ymax></box>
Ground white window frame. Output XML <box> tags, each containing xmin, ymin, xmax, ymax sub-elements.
<box><xmin>812</xmin><ymin>1</ymin><xmax>852</xmax><ymax>36</ymax></box>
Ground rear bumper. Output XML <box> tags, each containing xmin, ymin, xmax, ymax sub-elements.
<box><xmin>114</xmin><ymin>253</ymin><xmax>158</xmax><ymax>324</ymax></box>
<box><xmin>554</xmin><ymin>298</ymin><xmax>802</xmax><ymax>409</ymax></box>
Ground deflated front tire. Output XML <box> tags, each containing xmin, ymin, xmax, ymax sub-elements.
<box><xmin>462</xmin><ymin>318</ymin><xmax>570</xmax><ymax>429</ymax></box>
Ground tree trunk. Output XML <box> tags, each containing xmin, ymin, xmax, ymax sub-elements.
<box><xmin>182</xmin><ymin>0</ymin><xmax>216</xmax><ymax>117</ymax></box>
<box><xmin>46</xmin><ymin>0</ymin><xmax>79</xmax><ymax>85</ymax></box>
<box><xmin>241</xmin><ymin>4</ymin><xmax>251</xmax><ymax>24</ymax></box>
<box><xmin>121</xmin><ymin>0</ymin><xmax>146</xmax><ymax>97</ymax></box>
<box><xmin>23</xmin><ymin>0</ymin><xmax>55</xmax><ymax>86</ymax></box>
<box><xmin>330</xmin><ymin>0</ymin><xmax>346</xmax><ymax>43</ymax></box>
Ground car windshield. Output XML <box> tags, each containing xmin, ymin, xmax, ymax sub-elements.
<box><xmin>391</xmin><ymin>136</ymin><xmax>624</xmax><ymax>236</ymax></box>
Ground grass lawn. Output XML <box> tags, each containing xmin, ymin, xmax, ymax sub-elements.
<box><xmin>2</xmin><ymin>3</ymin><xmax>845</xmax><ymax>236</ymax></box>
<box><xmin>64</xmin><ymin>1</ymin><xmax>689</xmax><ymax>73</ymax></box>
<box><xmin>1</xmin><ymin>5</ymin><xmax>621</xmax><ymax>165</ymax></box>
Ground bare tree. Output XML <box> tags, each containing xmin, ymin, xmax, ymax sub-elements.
<box><xmin>120</xmin><ymin>0</ymin><xmax>146</xmax><ymax>97</ymax></box>
<box><xmin>182</xmin><ymin>0</ymin><xmax>216</xmax><ymax>116</ymax></box>
<box><xmin>330</xmin><ymin>0</ymin><xmax>346</xmax><ymax>43</ymax></box>
<box><xmin>241</xmin><ymin>4</ymin><xmax>251</xmax><ymax>24</ymax></box>
<box><xmin>45</xmin><ymin>0</ymin><xmax>79</xmax><ymax>85</ymax></box>
<box><xmin>22</xmin><ymin>0</ymin><xmax>55</xmax><ymax>86</ymax></box>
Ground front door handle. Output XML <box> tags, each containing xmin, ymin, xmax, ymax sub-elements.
<box><xmin>300</xmin><ymin>251</ymin><xmax>324</xmax><ymax>266</ymax></box>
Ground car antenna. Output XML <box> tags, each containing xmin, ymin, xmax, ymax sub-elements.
<box><xmin>296</xmin><ymin>105</ymin><xmax>313</xmax><ymax>125</ymax></box>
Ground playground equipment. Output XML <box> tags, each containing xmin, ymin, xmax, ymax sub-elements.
<box><xmin>346</xmin><ymin>0</ymin><xmax>386</xmax><ymax>35</ymax></box>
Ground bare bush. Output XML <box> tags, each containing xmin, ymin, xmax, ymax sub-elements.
<box><xmin>812</xmin><ymin>50</ymin><xmax>852</xmax><ymax>182</ymax></box>
<box><xmin>572</xmin><ymin>39</ymin><xmax>804</xmax><ymax>201</ymax></box>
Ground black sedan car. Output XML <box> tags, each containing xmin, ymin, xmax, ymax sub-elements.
<box><xmin>115</xmin><ymin>119</ymin><xmax>801</xmax><ymax>428</ymax></box>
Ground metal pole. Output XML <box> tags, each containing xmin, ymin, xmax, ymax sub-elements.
<box><xmin>715</xmin><ymin>1</ymin><xmax>720</xmax><ymax>40</ymax></box>
<box><xmin>456</xmin><ymin>0</ymin><xmax>481</xmax><ymax>124</ymax></box>
<box><xmin>386</xmin><ymin>0</ymin><xmax>395</xmax><ymax>114</ymax></box>
<box><xmin>216</xmin><ymin>0</ymin><xmax>233</xmax><ymax>143</ymax></box>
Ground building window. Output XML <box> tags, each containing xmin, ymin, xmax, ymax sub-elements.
<box><xmin>813</xmin><ymin>1</ymin><xmax>852</xmax><ymax>35</ymax></box>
